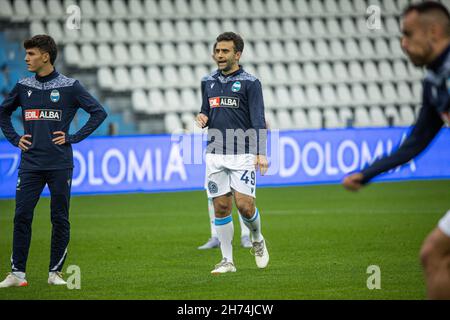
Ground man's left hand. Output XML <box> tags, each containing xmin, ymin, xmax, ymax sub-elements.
<box><xmin>52</xmin><ymin>131</ymin><xmax>66</xmax><ymax>145</ymax></box>
<box><xmin>255</xmin><ymin>155</ymin><xmax>268</xmax><ymax>176</ymax></box>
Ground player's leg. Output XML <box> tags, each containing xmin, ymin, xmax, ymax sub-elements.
<box><xmin>198</xmin><ymin>197</ymin><xmax>220</xmax><ymax>250</ymax></box>
<box><xmin>230</xmin><ymin>167</ymin><xmax>269</xmax><ymax>269</ymax></box>
<box><xmin>206</xmin><ymin>154</ymin><xmax>236</xmax><ymax>273</ymax></box>
<box><xmin>420</xmin><ymin>210</ymin><xmax>450</xmax><ymax>299</ymax></box>
<box><xmin>238</xmin><ymin>212</ymin><xmax>252</xmax><ymax>248</ymax></box>
<box><xmin>0</xmin><ymin>171</ymin><xmax>46</xmax><ymax>288</ymax></box>
<box><xmin>46</xmin><ymin>169</ymin><xmax>72</xmax><ymax>285</ymax></box>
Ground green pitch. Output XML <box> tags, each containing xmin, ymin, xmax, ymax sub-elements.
<box><xmin>0</xmin><ymin>180</ymin><xmax>449</xmax><ymax>300</ymax></box>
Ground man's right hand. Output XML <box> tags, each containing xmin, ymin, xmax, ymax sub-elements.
<box><xmin>342</xmin><ymin>172</ymin><xmax>364</xmax><ymax>192</ymax></box>
<box><xmin>18</xmin><ymin>134</ymin><xmax>32</xmax><ymax>152</ymax></box>
<box><xmin>196</xmin><ymin>113</ymin><xmax>208</xmax><ymax>128</ymax></box>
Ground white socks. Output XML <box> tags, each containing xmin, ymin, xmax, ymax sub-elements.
<box><xmin>238</xmin><ymin>211</ymin><xmax>250</xmax><ymax>237</ymax></box>
<box><xmin>215</xmin><ymin>215</ymin><xmax>234</xmax><ymax>263</ymax></box>
<box><xmin>12</xmin><ymin>271</ymin><xmax>25</xmax><ymax>280</ymax></box>
<box><xmin>208</xmin><ymin>198</ymin><xmax>218</xmax><ymax>238</ymax></box>
<box><xmin>241</xmin><ymin>208</ymin><xmax>263</xmax><ymax>242</ymax></box>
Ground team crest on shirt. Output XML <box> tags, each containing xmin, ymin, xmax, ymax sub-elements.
<box><xmin>208</xmin><ymin>181</ymin><xmax>218</xmax><ymax>194</ymax></box>
<box><xmin>232</xmin><ymin>81</ymin><xmax>241</xmax><ymax>92</ymax></box>
<box><xmin>50</xmin><ymin>90</ymin><xmax>60</xmax><ymax>103</ymax></box>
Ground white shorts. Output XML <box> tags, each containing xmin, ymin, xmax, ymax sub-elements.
<box><xmin>205</xmin><ymin>153</ymin><xmax>257</xmax><ymax>198</ymax></box>
<box><xmin>438</xmin><ymin>210</ymin><xmax>450</xmax><ymax>238</ymax></box>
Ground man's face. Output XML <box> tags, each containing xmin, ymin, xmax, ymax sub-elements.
<box><xmin>213</xmin><ymin>40</ymin><xmax>241</xmax><ymax>73</ymax></box>
<box><xmin>400</xmin><ymin>11</ymin><xmax>434</xmax><ymax>66</ymax></box>
<box><xmin>24</xmin><ymin>47</ymin><xmax>48</xmax><ymax>73</ymax></box>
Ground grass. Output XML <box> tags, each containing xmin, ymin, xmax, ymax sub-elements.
<box><xmin>0</xmin><ymin>180</ymin><xmax>448</xmax><ymax>300</ymax></box>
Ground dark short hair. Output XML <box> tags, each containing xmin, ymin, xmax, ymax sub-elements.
<box><xmin>24</xmin><ymin>34</ymin><xmax>57</xmax><ymax>65</ymax></box>
<box><xmin>402</xmin><ymin>1</ymin><xmax>450</xmax><ymax>20</ymax></box>
<box><xmin>215</xmin><ymin>32</ymin><xmax>244</xmax><ymax>54</ymax></box>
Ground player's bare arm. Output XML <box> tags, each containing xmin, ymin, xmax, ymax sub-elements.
<box><xmin>18</xmin><ymin>135</ymin><xmax>32</xmax><ymax>151</ymax></box>
<box><xmin>342</xmin><ymin>173</ymin><xmax>364</xmax><ymax>191</ymax></box>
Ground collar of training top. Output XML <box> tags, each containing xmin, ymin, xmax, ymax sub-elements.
<box><xmin>35</xmin><ymin>69</ymin><xmax>59</xmax><ymax>83</ymax></box>
<box><xmin>219</xmin><ymin>66</ymin><xmax>244</xmax><ymax>78</ymax></box>
<box><xmin>427</xmin><ymin>43</ymin><xmax>450</xmax><ymax>72</ymax></box>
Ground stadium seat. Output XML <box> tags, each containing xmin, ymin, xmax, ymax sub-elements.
<box><xmin>384</xmin><ymin>105</ymin><xmax>401</xmax><ymax>126</ymax></box>
<box><xmin>293</xmin><ymin>109</ymin><xmax>310</xmax><ymax>129</ymax></box>
<box><xmin>333</xmin><ymin>61</ymin><xmax>349</xmax><ymax>81</ymax></box>
<box><xmin>254</xmin><ymin>41</ymin><xmax>270</xmax><ymax>60</ymax></box>
<box><xmin>290</xmin><ymin>85</ymin><xmax>307</xmax><ymax>106</ymax></box>
<box><xmin>301</xmin><ymin>40</ymin><xmax>316</xmax><ymax>59</ymax></box>
<box><xmin>164</xmin><ymin>112</ymin><xmax>183</xmax><ymax>133</ymax></box>
<box><xmin>267</xmin><ymin>19</ymin><xmax>283</xmax><ymax>37</ymax></box>
<box><xmin>324</xmin><ymin>108</ymin><xmax>343</xmax><ymax>128</ymax></box>
<box><xmin>341</xmin><ymin>17</ymin><xmax>356</xmax><ymax>35</ymax></box>
<box><xmin>252</xmin><ymin>20</ymin><xmax>268</xmax><ymax>38</ymax></box>
<box><xmin>336</xmin><ymin>83</ymin><xmax>352</xmax><ymax>105</ymax></box>
<box><xmin>180</xmin><ymin>112</ymin><xmax>196</xmax><ymax>132</ymax></box>
<box><xmin>305</xmin><ymin>85</ymin><xmax>321</xmax><ymax>106</ymax></box>
<box><xmin>250</xmin><ymin>0</ymin><xmax>266</xmax><ymax>15</ymax></box>
<box><xmin>257</xmin><ymin>64</ymin><xmax>273</xmax><ymax>84</ymax></box>
<box><xmin>112</xmin><ymin>21</ymin><xmax>129</xmax><ymax>40</ymax></box>
<box><xmin>112</xmin><ymin>0</ymin><xmax>128</xmax><ymax>16</ymax></box>
<box><xmin>312</xmin><ymin>18</ymin><xmax>327</xmax><ymax>36</ymax></box>
<box><xmin>80</xmin><ymin>0</ymin><xmax>96</xmax><ymax>18</ymax></box>
<box><xmin>400</xmin><ymin>105</ymin><xmax>415</xmax><ymax>124</ymax></box>
<box><xmin>353</xmin><ymin>107</ymin><xmax>371</xmax><ymax>127</ymax></box>
<box><xmin>14</xmin><ymin>0</ymin><xmax>31</xmax><ymax>18</ymax></box>
<box><xmin>46</xmin><ymin>0</ymin><xmax>63</xmax><ymax>16</ymax></box>
<box><xmin>385</xmin><ymin>16</ymin><xmax>400</xmax><ymax>34</ymax></box>
<box><xmin>176</xmin><ymin>42</ymin><xmax>194</xmax><ymax>63</ymax></box>
<box><xmin>360</xmin><ymin>38</ymin><xmax>375</xmax><ymax>57</ymax></box>
<box><xmin>326</xmin><ymin>18</ymin><xmax>342</xmax><ymax>36</ymax></box>
<box><xmin>378</xmin><ymin>60</ymin><xmax>394</xmax><ymax>79</ymax></box>
<box><xmin>162</xmin><ymin>65</ymin><xmax>180</xmax><ymax>85</ymax></box>
<box><xmin>112</xmin><ymin>44</ymin><xmax>130</xmax><ymax>64</ymax></box>
<box><xmin>64</xmin><ymin>44</ymin><xmax>81</xmax><ymax>66</ymax></box>
<box><xmin>80</xmin><ymin>44</ymin><xmax>97</xmax><ymax>67</ymax></box>
<box><xmin>340</xmin><ymin>0</ymin><xmax>354</xmax><ymax>13</ymax></box>
<box><xmin>30</xmin><ymin>21</ymin><xmax>46</xmax><ymax>37</ymax></box>
<box><xmin>262</xmin><ymin>87</ymin><xmax>275</xmax><ymax>109</ymax></box>
<box><xmin>284</xmin><ymin>40</ymin><xmax>300</xmax><ymax>59</ymax></box>
<box><xmin>195</xmin><ymin>65</ymin><xmax>210</xmax><ymax>82</ymax></box>
<box><xmin>165</xmin><ymin>89</ymin><xmax>182</xmax><ymax>111</ymax></box>
<box><xmin>287</xmin><ymin>62</ymin><xmax>303</xmax><ymax>82</ymax></box>
<box><xmin>97</xmin><ymin>0</ymin><xmax>112</xmax><ymax>17</ymax></box>
<box><xmin>190</xmin><ymin>0</ymin><xmax>205</xmax><ymax>15</ymax></box>
<box><xmin>282</xmin><ymin>19</ymin><xmax>297</xmax><ymax>37</ymax></box>
<box><xmin>129</xmin><ymin>43</ymin><xmax>146</xmax><ymax>64</ymax></box>
<box><xmin>308</xmin><ymin>109</ymin><xmax>323</xmax><ymax>129</ymax></box>
<box><xmin>266</xmin><ymin>0</ymin><xmax>281</xmax><ymax>14</ymax></box>
<box><xmin>316</xmin><ymin>39</ymin><xmax>331</xmax><ymax>57</ymax></box>
<box><xmin>270</xmin><ymin>41</ymin><xmax>285</xmax><ymax>60</ymax></box>
<box><xmin>282</xmin><ymin>0</ymin><xmax>298</xmax><ymax>13</ymax></box>
<box><xmin>81</xmin><ymin>20</ymin><xmax>97</xmax><ymax>40</ymax></box>
<box><xmin>206</xmin><ymin>0</ymin><xmax>220</xmax><ymax>14</ymax></box>
<box><xmin>179</xmin><ymin>66</ymin><xmax>196</xmax><ymax>86</ymax></box>
<box><xmin>264</xmin><ymin>110</ymin><xmax>278</xmax><ymax>129</ymax></box>
<box><xmin>180</xmin><ymin>88</ymin><xmax>198</xmax><ymax>111</ymax></box>
<box><xmin>161</xmin><ymin>43</ymin><xmax>177</xmax><ymax>63</ymax></box>
<box><xmin>30</xmin><ymin>0</ymin><xmax>47</xmax><ymax>17</ymax></box>
<box><xmin>277</xmin><ymin>109</ymin><xmax>295</xmax><ymax>130</ymax></box>
<box><xmin>114</xmin><ymin>67</ymin><xmax>132</xmax><ymax>90</ymax></box>
<box><xmin>344</xmin><ymin>38</ymin><xmax>361</xmax><ymax>58</ymax></box>
<box><xmin>129</xmin><ymin>0</ymin><xmax>144</xmax><ymax>16</ymax></box>
<box><xmin>129</xmin><ymin>21</ymin><xmax>145</xmax><ymax>40</ymax></box>
<box><xmin>375</xmin><ymin>38</ymin><xmax>390</xmax><ymax>56</ymax></box>
<box><xmin>367</xmin><ymin>83</ymin><xmax>383</xmax><ymax>104</ymax></box>
<box><xmin>97</xmin><ymin>21</ymin><xmax>113</xmax><ymax>40</ymax></box>
<box><xmin>389</xmin><ymin>38</ymin><xmax>404</xmax><ymax>56</ymax></box>
<box><xmin>206</xmin><ymin>20</ymin><xmax>222</xmax><ymax>38</ymax></box>
<box><xmin>98</xmin><ymin>67</ymin><xmax>115</xmax><ymax>89</ymax></box>
<box><xmin>272</xmin><ymin>63</ymin><xmax>289</xmax><ymax>83</ymax></box>
<box><xmin>297</xmin><ymin>19</ymin><xmax>312</xmax><ymax>36</ymax></box>
<box><xmin>97</xmin><ymin>44</ymin><xmax>114</xmax><ymax>66</ymax></box>
<box><xmin>148</xmin><ymin>89</ymin><xmax>166</xmax><ymax>113</ymax></box>
<box><xmin>363</xmin><ymin>60</ymin><xmax>379</xmax><ymax>80</ymax></box>
<box><xmin>0</xmin><ymin>0</ymin><xmax>13</xmax><ymax>18</ymax></box>
<box><xmin>145</xmin><ymin>43</ymin><xmax>161</xmax><ymax>63</ymax></box>
<box><xmin>369</xmin><ymin>106</ymin><xmax>388</xmax><ymax>127</ymax></box>
<box><xmin>348</xmin><ymin>61</ymin><xmax>364</xmax><ymax>80</ymax></box>
<box><xmin>47</xmin><ymin>21</ymin><xmax>64</xmax><ymax>42</ymax></box>
<box><xmin>339</xmin><ymin>107</ymin><xmax>353</xmax><ymax>127</ymax></box>
<box><xmin>132</xmin><ymin>89</ymin><xmax>149</xmax><ymax>113</ymax></box>
<box><xmin>329</xmin><ymin>39</ymin><xmax>346</xmax><ymax>58</ymax></box>
<box><xmin>351</xmin><ymin>83</ymin><xmax>368</xmax><ymax>104</ymax></box>
<box><xmin>160</xmin><ymin>20</ymin><xmax>176</xmax><ymax>39</ymax></box>
<box><xmin>303</xmin><ymin>62</ymin><xmax>319</xmax><ymax>82</ymax></box>
<box><xmin>275</xmin><ymin>86</ymin><xmax>292</xmax><ymax>107</ymax></box>
<box><xmin>191</xmin><ymin>20</ymin><xmax>207</xmax><ymax>39</ymax></box>
<box><xmin>147</xmin><ymin>66</ymin><xmax>164</xmax><ymax>86</ymax></box>
<box><xmin>321</xmin><ymin>84</ymin><xmax>337</xmax><ymax>107</ymax></box>
<box><xmin>393</xmin><ymin>60</ymin><xmax>408</xmax><ymax>78</ymax></box>
<box><xmin>130</xmin><ymin>66</ymin><xmax>147</xmax><ymax>88</ymax></box>
<box><xmin>397</xmin><ymin>81</ymin><xmax>413</xmax><ymax>103</ymax></box>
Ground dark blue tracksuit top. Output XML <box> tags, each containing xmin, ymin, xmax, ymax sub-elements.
<box><xmin>200</xmin><ymin>67</ymin><xmax>267</xmax><ymax>155</ymax></box>
<box><xmin>0</xmin><ymin>69</ymin><xmax>107</xmax><ymax>171</ymax></box>
<box><xmin>361</xmin><ymin>45</ymin><xmax>450</xmax><ymax>183</ymax></box>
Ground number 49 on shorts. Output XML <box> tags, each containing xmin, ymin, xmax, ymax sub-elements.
<box><xmin>240</xmin><ymin>170</ymin><xmax>255</xmax><ymax>185</ymax></box>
